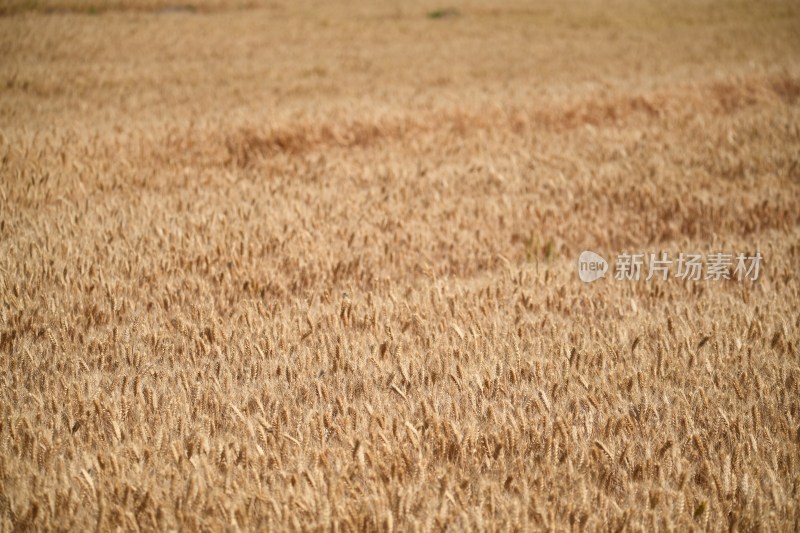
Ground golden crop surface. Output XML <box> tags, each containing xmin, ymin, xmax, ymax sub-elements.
<box><xmin>1</xmin><ymin>0</ymin><xmax>800</xmax><ymax>530</ymax></box>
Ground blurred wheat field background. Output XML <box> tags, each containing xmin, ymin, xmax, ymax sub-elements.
<box><xmin>1</xmin><ymin>0</ymin><xmax>800</xmax><ymax>530</ymax></box>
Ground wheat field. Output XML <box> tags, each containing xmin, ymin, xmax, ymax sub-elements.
<box><xmin>1</xmin><ymin>0</ymin><xmax>800</xmax><ymax>530</ymax></box>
